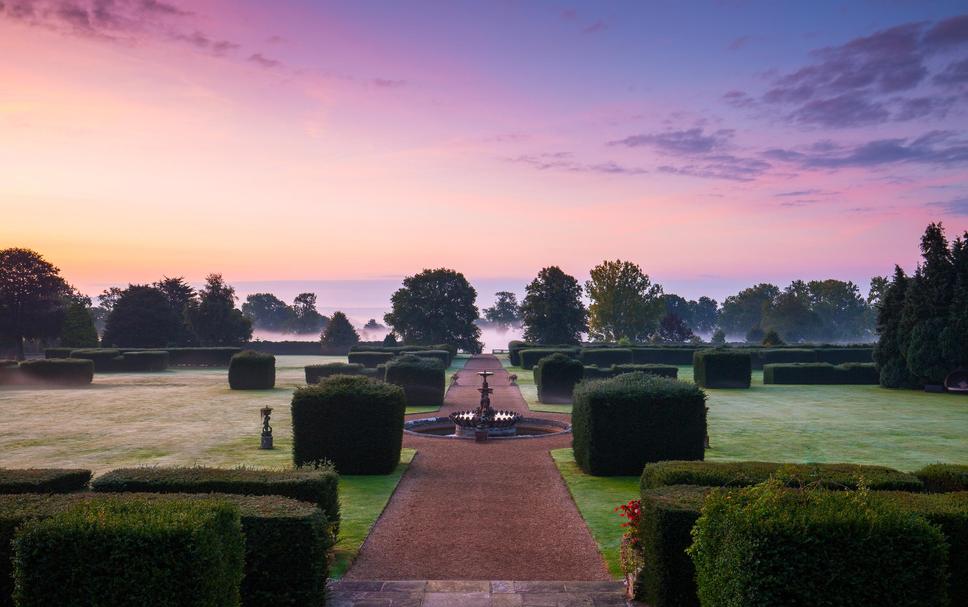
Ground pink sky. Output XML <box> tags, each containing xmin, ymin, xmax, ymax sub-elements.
<box><xmin>2</xmin><ymin>1</ymin><xmax>966</xmax><ymax>300</ymax></box>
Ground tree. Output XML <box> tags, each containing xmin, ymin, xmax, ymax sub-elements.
<box><xmin>102</xmin><ymin>285</ymin><xmax>180</xmax><ymax>348</ymax></box>
<box><xmin>806</xmin><ymin>279</ymin><xmax>870</xmax><ymax>340</ymax></box>
<box><xmin>190</xmin><ymin>274</ymin><xmax>252</xmax><ymax>346</ymax></box>
<box><xmin>0</xmin><ymin>248</ymin><xmax>71</xmax><ymax>359</ymax></box>
<box><xmin>91</xmin><ymin>286</ymin><xmax>123</xmax><ymax>333</ymax></box>
<box><xmin>289</xmin><ymin>293</ymin><xmax>328</xmax><ymax>334</ymax></box>
<box><xmin>242</xmin><ymin>293</ymin><xmax>294</xmax><ymax>332</ymax></box>
<box><xmin>483</xmin><ymin>291</ymin><xmax>521</xmax><ymax>327</ymax></box>
<box><xmin>761</xmin><ymin>328</ymin><xmax>784</xmax><ymax>346</ymax></box>
<box><xmin>691</xmin><ymin>296</ymin><xmax>719</xmax><ymax>333</ymax></box>
<box><xmin>761</xmin><ymin>283</ymin><xmax>821</xmax><ymax>342</ymax></box>
<box><xmin>60</xmin><ymin>300</ymin><xmax>99</xmax><ymax>348</ymax></box>
<box><xmin>656</xmin><ymin>313</ymin><xmax>694</xmax><ymax>343</ymax></box>
<box><xmin>520</xmin><ymin>266</ymin><xmax>588</xmax><ymax>345</ymax></box>
<box><xmin>321</xmin><ymin>311</ymin><xmax>359</xmax><ymax>347</ymax></box>
<box><xmin>875</xmin><ymin>267</ymin><xmax>917</xmax><ymax>388</ymax></box>
<box><xmin>153</xmin><ymin>276</ymin><xmax>197</xmax><ymax>346</ymax></box>
<box><xmin>382</xmin><ymin>332</ymin><xmax>399</xmax><ymax>346</ymax></box>
<box><xmin>940</xmin><ymin>234</ymin><xmax>968</xmax><ymax>371</ymax></box>
<box><xmin>719</xmin><ymin>283</ymin><xmax>780</xmax><ymax>337</ymax></box>
<box><xmin>364</xmin><ymin>318</ymin><xmax>385</xmax><ymax>330</ymax></box>
<box><xmin>585</xmin><ymin>260</ymin><xmax>664</xmax><ymax>342</ymax></box>
<box><xmin>384</xmin><ymin>268</ymin><xmax>482</xmax><ymax>353</ymax></box>
<box><xmin>711</xmin><ymin>328</ymin><xmax>726</xmax><ymax>345</ymax></box>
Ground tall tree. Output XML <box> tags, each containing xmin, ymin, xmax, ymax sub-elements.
<box><xmin>290</xmin><ymin>293</ymin><xmax>328</xmax><ymax>334</ymax></box>
<box><xmin>691</xmin><ymin>296</ymin><xmax>720</xmax><ymax>333</ymax></box>
<box><xmin>0</xmin><ymin>248</ymin><xmax>71</xmax><ymax>360</ymax></box>
<box><xmin>190</xmin><ymin>274</ymin><xmax>252</xmax><ymax>346</ymax></box>
<box><xmin>60</xmin><ymin>300</ymin><xmax>99</xmax><ymax>348</ymax></box>
<box><xmin>585</xmin><ymin>259</ymin><xmax>664</xmax><ymax>342</ymax></box>
<box><xmin>940</xmin><ymin>234</ymin><xmax>968</xmax><ymax>371</ymax></box>
<box><xmin>153</xmin><ymin>276</ymin><xmax>197</xmax><ymax>346</ymax></box>
<box><xmin>102</xmin><ymin>285</ymin><xmax>180</xmax><ymax>348</ymax></box>
<box><xmin>384</xmin><ymin>268</ymin><xmax>482</xmax><ymax>353</ymax></box>
<box><xmin>321</xmin><ymin>311</ymin><xmax>360</xmax><ymax>347</ymax></box>
<box><xmin>520</xmin><ymin>266</ymin><xmax>587</xmax><ymax>345</ymax></box>
<box><xmin>874</xmin><ymin>266</ymin><xmax>916</xmax><ymax>388</ymax></box>
<box><xmin>483</xmin><ymin>291</ymin><xmax>521</xmax><ymax>327</ymax></box>
<box><xmin>806</xmin><ymin>279</ymin><xmax>870</xmax><ymax>341</ymax></box>
<box><xmin>762</xmin><ymin>282</ymin><xmax>821</xmax><ymax>342</ymax></box>
<box><xmin>718</xmin><ymin>283</ymin><xmax>780</xmax><ymax>337</ymax></box>
<box><xmin>656</xmin><ymin>313</ymin><xmax>695</xmax><ymax>343</ymax></box>
<box><xmin>242</xmin><ymin>293</ymin><xmax>294</xmax><ymax>332</ymax></box>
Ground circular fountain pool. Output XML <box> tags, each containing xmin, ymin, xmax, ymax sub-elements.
<box><xmin>404</xmin><ymin>416</ymin><xmax>571</xmax><ymax>440</ymax></box>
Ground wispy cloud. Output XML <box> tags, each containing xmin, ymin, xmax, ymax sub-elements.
<box><xmin>927</xmin><ymin>197</ymin><xmax>968</xmax><ymax>215</ymax></box>
<box><xmin>764</xmin><ymin>130</ymin><xmax>968</xmax><ymax>169</ymax></box>
<box><xmin>247</xmin><ymin>53</ymin><xmax>281</xmax><ymax>69</ymax></box>
<box><xmin>507</xmin><ymin>152</ymin><xmax>647</xmax><ymax>176</ymax></box>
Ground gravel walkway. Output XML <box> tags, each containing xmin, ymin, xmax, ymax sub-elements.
<box><xmin>344</xmin><ymin>355</ymin><xmax>609</xmax><ymax>581</ymax></box>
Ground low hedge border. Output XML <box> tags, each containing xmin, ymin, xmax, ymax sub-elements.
<box><xmin>0</xmin><ymin>469</ymin><xmax>92</xmax><ymax>494</ymax></box>
<box><xmin>579</xmin><ymin>348</ymin><xmax>633</xmax><ymax>367</ymax></box>
<box><xmin>347</xmin><ymin>351</ymin><xmax>395</xmax><ymax>369</ymax></box>
<box><xmin>916</xmin><ymin>463</ymin><xmax>968</xmax><ymax>493</ymax></box>
<box><xmin>519</xmin><ymin>347</ymin><xmax>580</xmax><ymax>370</ymax></box>
<box><xmin>14</xmin><ymin>359</ymin><xmax>94</xmax><ymax>386</ymax></box>
<box><xmin>305</xmin><ymin>362</ymin><xmax>365</xmax><ymax>384</ymax></box>
<box><xmin>763</xmin><ymin>362</ymin><xmax>879</xmax><ymax>385</ymax></box>
<box><xmin>693</xmin><ymin>349</ymin><xmax>751</xmax><ymax>389</ymax></box>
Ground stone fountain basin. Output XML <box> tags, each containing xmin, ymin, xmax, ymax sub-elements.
<box><xmin>404</xmin><ymin>416</ymin><xmax>571</xmax><ymax>440</ymax></box>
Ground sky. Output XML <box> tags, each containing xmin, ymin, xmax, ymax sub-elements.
<box><xmin>2</xmin><ymin>0</ymin><xmax>968</xmax><ymax>307</ymax></box>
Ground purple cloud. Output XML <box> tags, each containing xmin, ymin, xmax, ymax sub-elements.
<box><xmin>507</xmin><ymin>152</ymin><xmax>647</xmax><ymax>176</ymax></box>
<box><xmin>765</xmin><ymin>131</ymin><xmax>968</xmax><ymax>169</ymax></box>
<box><xmin>657</xmin><ymin>154</ymin><xmax>771</xmax><ymax>182</ymax></box>
<box><xmin>728</xmin><ymin>35</ymin><xmax>751</xmax><ymax>51</ymax></box>
<box><xmin>248</xmin><ymin>53</ymin><xmax>281</xmax><ymax>69</ymax></box>
<box><xmin>372</xmin><ymin>78</ymin><xmax>406</xmax><ymax>88</ymax></box>
<box><xmin>582</xmin><ymin>20</ymin><xmax>607</xmax><ymax>34</ymax></box>
<box><xmin>609</xmin><ymin>128</ymin><xmax>734</xmax><ymax>155</ymax></box>
<box><xmin>927</xmin><ymin>197</ymin><xmax>968</xmax><ymax>215</ymax></box>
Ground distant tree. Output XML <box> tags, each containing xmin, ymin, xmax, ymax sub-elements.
<box><xmin>483</xmin><ymin>291</ymin><xmax>521</xmax><ymax>327</ymax></box>
<box><xmin>691</xmin><ymin>296</ymin><xmax>719</xmax><ymax>333</ymax></box>
<box><xmin>761</xmin><ymin>328</ymin><xmax>784</xmax><ymax>346</ymax></box>
<box><xmin>382</xmin><ymin>332</ymin><xmax>399</xmax><ymax>346</ymax></box>
<box><xmin>364</xmin><ymin>318</ymin><xmax>385</xmax><ymax>330</ymax></box>
<box><xmin>290</xmin><ymin>293</ymin><xmax>328</xmax><ymax>334</ymax></box>
<box><xmin>806</xmin><ymin>279</ymin><xmax>870</xmax><ymax>341</ymax></box>
<box><xmin>719</xmin><ymin>284</ymin><xmax>779</xmax><ymax>337</ymax></box>
<box><xmin>153</xmin><ymin>276</ymin><xmax>197</xmax><ymax>345</ymax></box>
<box><xmin>711</xmin><ymin>328</ymin><xmax>726</xmax><ymax>345</ymax></box>
<box><xmin>745</xmin><ymin>326</ymin><xmax>765</xmax><ymax>344</ymax></box>
<box><xmin>0</xmin><ymin>248</ymin><xmax>71</xmax><ymax>360</ymax></box>
<box><xmin>867</xmin><ymin>276</ymin><xmax>889</xmax><ymax>306</ymax></box>
<box><xmin>91</xmin><ymin>286</ymin><xmax>123</xmax><ymax>333</ymax></box>
<box><xmin>586</xmin><ymin>260</ymin><xmax>664</xmax><ymax>342</ymax></box>
<box><xmin>60</xmin><ymin>300</ymin><xmax>99</xmax><ymax>348</ymax></box>
<box><xmin>761</xmin><ymin>283</ymin><xmax>821</xmax><ymax>342</ymax></box>
<box><xmin>242</xmin><ymin>293</ymin><xmax>294</xmax><ymax>332</ymax></box>
<box><xmin>321</xmin><ymin>311</ymin><xmax>359</xmax><ymax>347</ymax></box>
<box><xmin>656</xmin><ymin>313</ymin><xmax>694</xmax><ymax>343</ymax></box>
<box><xmin>520</xmin><ymin>266</ymin><xmax>587</xmax><ymax>345</ymax></box>
<box><xmin>384</xmin><ymin>268</ymin><xmax>482</xmax><ymax>353</ymax></box>
<box><xmin>190</xmin><ymin>274</ymin><xmax>252</xmax><ymax>346</ymax></box>
<box><xmin>102</xmin><ymin>285</ymin><xmax>179</xmax><ymax>348</ymax></box>
<box><xmin>940</xmin><ymin>234</ymin><xmax>968</xmax><ymax>370</ymax></box>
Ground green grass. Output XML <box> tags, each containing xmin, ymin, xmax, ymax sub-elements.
<box><xmin>330</xmin><ymin>448</ymin><xmax>415</xmax><ymax>578</ymax></box>
<box><xmin>552</xmin><ymin>448</ymin><xmax>637</xmax><ymax>579</ymax></box>
<box><xmin>513</xmin><ymin>364</ymin><xmax>968</xmax><ymax>471</ymax></box>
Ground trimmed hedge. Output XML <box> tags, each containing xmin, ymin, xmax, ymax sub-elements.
<box><xmin>12</xmin><ymin>497</ymin><xmax>245</xmax><ymax>607</ymax></box>
<box><xmin>519</xmin><ymin>347</ymin><xmax>580</xmax><ymax>370</ymax></box>
<box><xmin>347</xmin><ymin>351</ymin><xmax>395</xmax><ymax>368</ymax></box>
<box><xmin>43</xmin><ymin>348</ymin><xmax>73</xmax><ymax>359</ymax></box>
<box><xmin>228</xmin><ymin>350</ymin><xmax>276</xmax><ymax>390</ymax></box>
<box><xmin>0</xmin><ymin>493</ymin><xmax>328</xmax><ymax>607</ymax></box>
<box><xmin>754</xmin><ymin>347</ymin><xmax>817</xmax><ymax>368</ymax></box>
<box><xmin>615</xmin><ymin>364</ymin><xmax>678</xmax><ymax>378</ymax></box>
<box><xmin>640</xmin><ymin>460</ymin><xmax>924</xmax><ymax>492</ymax></box>
<box><xmin>120</xmin><ymin>350</ymin><xmax>169</xmax><ymax>372</ymax></box>
<box><xmin>167</xmin><ymin>347</ymin><xmax>240</xmax><ymax>367</ymax></box>
<box><xmin>763</xmin><ymin>362</ymin><xmax>878</xmax><ymax>384</ymax></box>
<box><xmin>689</xmin><ymin>486</ymin><xmax>949</xmax><ymax>607</ymax></box>
<box><xmin>631</xmin><ymin>347</ymin><xmax>697</xmax><ymax>365</ymax></box>
<box><xmin>384</xmin><ymin>354</ymin><xmax>445</xmax><ymax>407</ymax></box>
<box><xmin>693</xmin><ymin>349</ymin><xmax>750</xmax><ymax>388</ymax></box>
<box><xmin>535</xmin><ymin>353</ymin><xmax>584</xmax><ymax>403</ymax></box>
<box><xmin>291</xmin><ymin>375</ymin><xmax>405</xmax><ymax>474</ymax></box>
<box><xmin>916</xmin><ymin>463</ymin><xmax>968</xmax><ymax>493</ymax></box>
<box><xmin>305</xmin><ymin>362</ymin><xmax>365</xmax><ymax>383</ymax></box>
<box><xmin>90</xmin><ymin>466</ymin><xmax>340</xmax><ymax>538</ymax></box>
<box><xmin>580</xmin><ymin>347</ymin><xmax>632</xmax><ymax>367</ymax></box>
<box><xmin>68</xmin><ymin>348</ymin><xmax>123</xmax><ymax>372</ymax></box>
<box><xmin>572</xmin><ymin>374</ymin><xmax>706</xmax><ymax>476</ymax></box>
<box><xmin>18</xmin><ymin>359</ymin><xmax>94</xmax><ymax>385</ymax></box>
<box><xmin>402</xmin><ymin>349</ymin><xmax>452</xmax><ymax>367</ymax></box>
<box><xmin>0</xmin><ymin>469</ymin><xmax>91</xmax><ymax>494</ymax></box>
<box><xmin>815</xmin><ymin>347</ymin><xmax>874</xmax><ymax>365</ymax></box>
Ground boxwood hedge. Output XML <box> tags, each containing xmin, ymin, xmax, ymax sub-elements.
<box><xmin>305</xmin><ymin>362</ymin><xmax>365</xmax><ymax>384</ymax></box>
<box><xmin>18</xmin><ymin>359</ymin><xmax>94</xmax><ymax>385</ymax></box>
<box><xmin>572</xmin><ymin>374</ymin><xmax>706</xmax><ymax>476</ymax></box>
<box><xmin>68</xmin><ymin>349</ymin><xmax>124</xmax><ymax>372</ymax></box>
<box><xmin>121</xmin><ymin>351</ymin><xmax>169</xmax><ymax>372</ymax></box>
<box><xmin>384</xmin><ymin>355</ymin><xmax>445</xmax><ymax>407</ymax></box>
<box><xmin>763</xmin><ymin>362</ymin><xmax>878</xmax><ymax>385</ymax></box>
<box><xmin>0</xmin><ymin>469</ymin><xmax>91</xmax><ymax>494</ymax></box>
<box><xmin>693</xmin><ymin>349</ymin><xmax>751</xmax><ymax>388</ymax></box>
<box><xmin>519</xmin><ymin>347</ymin><xmax>580</xmax><ymax>370</ymax></box>
<box><xmin>347</xmin><ymin>351</ymin><xmax>395</xmax><ymax>368</ymax></box>
<box><xmin>535</xmin><ymin>353</ymin><xmax>584</xmax><ymax>403</ymax></box>
<box><xmin>916</xmin><ymin>463</ymin><xmax>968</xmax><ymax>493</ymax></box>
<box><xmin>166</xmin><ymin>348</ymin><xmax>240</xmax><ymax>367</ymax></box>
<box><xmin>291</xmin><ymin>375</ymin><xmax>405</xmax><ymax>474</ymax></box>
<box><xmin>401</xmin><ymin>349</ymin><xmax>452</xmax><ymax>367</ymax></box>
<box><xmin>580</xmin><ymin>348</ymin><xmax>633</xmax><ymax>367</ymax></box>
<box><xmin>43</xmin><ymin>348</ymin><xmax>73</xmax><ymax>359</ymax></box>
<box><xmin>815</xmin><ymin>347</ymin><xmax>874</xmax><ymax>365</ymax></box>
<box><xmin>228</xmin><ymin>351</ymin><xmax>275</xmax><ymax>390</ymax></box>
<box><xmin>631</xmin><ymin>347</ymin><xmax>696</xmax><ymax>365</ymax></box>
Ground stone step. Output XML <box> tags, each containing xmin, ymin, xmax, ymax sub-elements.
<box><xmin>328</xmin><ymin>579</ymin><xmax>633</xmax><ymax>606</ymax></box>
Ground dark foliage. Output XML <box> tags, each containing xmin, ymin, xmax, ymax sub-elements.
<box><xmin>102</xmin><ymin>285</ymin><xmax>180</xmax><ymax>348</ymax></box>
<box><xmin>0</xmin><ymin>469</ymin><xmax>91</xmax><ymax>493</ymax></box>
<box><xmin>763</xmin><ymin>362</ymin><xmax>878</xmax><ymax>384</ymax></box>
<box><xmin>631</xmin><ymin>347</ymin><xmax>697</xmax><ymax>365</ymax></box>
<box><xmin>657</xmin><ymin>313</ymin><xmax>695</xmax><ymax>343</ymax></box>
<box><xmin>17</xmin><ymin>359</ymin><xmax>94</xmax><ymax>385</ymax></box>
<box><xmin>59</xmin><ymin>302</ymin><xmax>98</xmax><ymax>348</ymax></box>
<box><xmin>228</xmin><ymin>350</ymin><xmax>275</xmax><ymax>390</ymax></box>
<box><xmin>347</xmin><ymin>351</ymin><xmax>395</xmax><ymax>368</ymax></box>
<box><xmin>384</xmin><ymin>268</ymin><xmax>482</xmax><ymax>353</ymax></box>
<box><xmin>693</xmin><ymin>349</ymin><xmax>751</xmax><ymax>388</ymax></box>
<box><xmin>190</xmin><ymin>274</ymin><xmax>252</xmax><ymax>346</ymax></box>
<box><xmin>518</xmin><ymin>347</ymin><xmax>580</xmax><ymax>370</ymax></box>
<box><xmin>579</xmin><ymin>347</ymin><xmax>632</xmax><ymax>367</ymax></box>
<box><xmin>915</xmin><ymin>464</ymin><xmax>968</xmax><ymax>493</ymax></box>
<box><xmin>535</xmin><ymin>353</ymin><xmax>584</xmax><ymax>403</ymax></box>
<box><xmin>0</xmin><ymin>249</ymin><xmax>70</xmax><ymax>361</ymax></box>
<box><xmin>384</xmin><ymin>354</ymin><xmax>445</xmax><ymax>407</ymax></box>
<box><xmin>520</xmin><ymin>266</ymin><xmax>588</xmax><ymax>344</ymax></box>
<box><xmin>120</xmin><ymin>351</ymin><xmax>169</xmax><ymax>372</ymax></box>
<box><xmin>305</xmin><ymin>362</ymin><xmax>365</xmax><ymax>383</ymax></box>
<box><xmin>586</xmin><ymin>260</ymin><xmax>664</xmax><ymax>342</ymax></box>
<box><xmin>320</xmin><ymin>311</ymin><xmax>359</xmax><ymax>347</ymax></box>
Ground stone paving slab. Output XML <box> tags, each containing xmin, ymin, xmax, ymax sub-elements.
<box><xmin>328</xmin><ymin>580</ymin><xmax>637</xmax><ymax>606</ymax></box>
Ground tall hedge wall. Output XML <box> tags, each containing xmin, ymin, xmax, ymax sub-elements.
<box><xmin>384</xmin><ymin>355</ymin><xmax>445</xmax><ymax>407</ymax></box>
<box><xmin>631</xmin><ymin>347</ymin><xmax>697</xmax><ymax>365</ymax></box>
<box><xmin>579</xmin><ymin>348</ymin><xmax>633</xmax><ymax>367</ymax></box>
<box><xmin>763</xmin><ymin>362</ymin><xmax>878</xmax><ymax>385</ymax></box>
<box><xmin>535</xmin><ymin>353</ymin><xmax>584</xmax><ymax>404</ymax></box>
<box><xmin>305</xmin><ymin>362</ymin><xmax>365</xmax><ymax>384</ymax></box>
<box><xmin>228</xmin><ymin>351</ymin><xmax>276</xmax><ymax>390</ymax></box>
<box><xmin>693</xmin><ymin>349</ymin><xmax>751</xmax><ymax>389</ymax></box>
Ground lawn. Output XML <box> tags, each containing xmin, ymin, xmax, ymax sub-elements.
<box><xmin>510</xmin><ymin>362</ymin><xmax>968</xmax><ymax>471</ymax></box>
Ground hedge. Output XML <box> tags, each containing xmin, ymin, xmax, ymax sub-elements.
<box><xmin>305</xmin><ymin>362</ymin><xmax>365</xmax><ymax>383</ymax></box>
<box><xmin>291</xmin><ymin>375</ymin><xmax>406</xmax><ymax>474</ymax></box>
<box><xmin>167</xmin><ymin>348</ymin><xmax>240</xmax><ymax>367</ymax></box>
<box><xmin>615</xmin><ymin>364</ymin><xmax>678</xmax><ymax>379</ymax></box>
<box><xmin>90</xmin><ymin>466</ymin><xmax>340</xmax><ymax>539</ymax></box>
<box><xmin>519</xmin><ymin>347</ymin><xmax>580</xmax><ymax>370</ymax></box>
<box><xmin>580</xmin><ymin>347</ymin><xmax>633</xmax><ymax>367</ymax></box>
<box><xmin>384</xmin><ymin>354</ymin><xmax>445</xmax><ymax>407</ymax></box>
<box><xmin>535</xmin><ymin>353</ymin><xmax>584</xmax><ymax>403</ymax></box>
<box><xmin>43</xmin><ymin>348</ymin><xmax>73</xmax><ymax>359</ymax></box>
<box><xmin>693</xmin><ymin>349</ymin><xmax>750</xmax><ymax>388</ymax></box>
<box><xmin>640</xmin><ymin>460</ymin><xmax>924</xmax><ymax>493</ymax></box>
<box><xmin>0</xmin><ymin>493</ymin><xmax>328</xmax><ymax>607</ymax></box>
<box><xmin>753</xmin><ymin>347</ymin><xmax>817</xmax><ymax>368</ymax></box>
<box><xmin>68</xmin><ymin>348</ymin><xmax>124</xmax><ymax>372</ymax></box>
<box><xmin>763</xmin><ymin>362</ymin><xmax>878</xmax><ymax>384</ymax></box>
<box><xmin>0</xmin><ymin>469</ymin><xmax>91</xmax><ymax>494</ymax></box>
<box><xmin>689</xmin><ymin>486</ymin><xmax>949</xmax><ymax>607</ymax></box>
<box><xmin>17</xmin><ymin>359</ymin><xmax>94</xmax><ymax>385</ymax></box>
<box><xmin>572</xmin><ymin>374</ymin><xmax>706</xmax><ymax>476</ymax></box>
<box><xmin>815</xmin><ymin>347</ymin><xmax>874</xmax><ymax>365</ymax></box>
<box><xmin>228</xmin><ymin>350</ymin><xmax>276</xmax><ymax>390</ymax></box>
<box><xmin>401</xmin><ymin>349</ymin><xmax>452</xmax><ymax>367</ymax></box>
<box><xmin>12</xmin><ymin>497</ymin><xmax>245</xmax><ymax>607</ymax></box>
<box><xmin>120</xmin><ymin>350</ymin><xmax>169</xmax><ymax>372</ymax></box>
<box><xmin>631</xmin><ymin>347</ymin><xmax>697</xmax><ymax>365</ymax></box>
<box><xmin>916</xmin><ymin>463</ymin><xmax>968</xmax><ymax>493</ymax></box>
<box><xmin>347</xmin><ymin>351</ymin><xmax>395</xmax><ymax>368</ymax></box>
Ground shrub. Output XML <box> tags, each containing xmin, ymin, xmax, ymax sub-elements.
<box><xmin>535</xmin><ymin>353</ymin><xmax>584</xmax><ymax>403</ymax></box>
<box><xmin>631</xmin><ymin>347</ymin><xmax>696</xmax><ymax>365</ymax></box>
<box><xmin>761</xmin><ymin>328</ymin><xmax>784</xmax><ymax>346</ymax></box>
<box><xmin>69</xmin><ymin>348</ymin><xmax>124</xmax><ymax>372</ymax></box>
<box><xmin>580</xmin><ymin>348</ymin><xmax>633</xmax><ymax>367</ymax></box>
<box><xmin>916</xmin><ymin>464</ymin><xmax>968</xmax><ymax>493</ymax></box>
<box><xmin>0</xmin><ymin>493</ymin><xmax>328</xmax><ymax>607</ymax></box>
<box><xmin>228</xmin><ymin>350</ymin><xmax>275</xmax><ymax>390</ymax></box>
<box><xmin>763</xmin><ymin>362</ymin><xmax>878</xmax><ymax>384</ymax></box>
<box><xmin>384</xmin><ymin>354</ymin><xmax>445</xmax><ymax>407</ymax></box>
<box><xmin>614</xmin><ymin>364</ymin><xmax>678</xmax><ymax>379</ymax></box>
<box><xmin>402</xmin><ymin>349</ymin><xmax>452</xmax><ymax>367</ymax></box>
<box><xmin>167</xmin><ymin>348</ymin><xmax>240</xmax><ymax>367</ymax></box>
<box><xmin>519</xmin><ymin>347</ymin><xmax>579</xmax><ymax>370</ymax></box>
<box><xmin>43</xmin><ymin>348</ymin><xmax>73</xmax><ymax>359</ymax></box>
<box><xmin>688</xmin><ymin>483</ymin><xmax>949</xmax><ymax>607</ymax></box>
<box><xmin>753</xmin><ymin>347</ymin><xmax>817</xmax><ymax>369</ymax></box>
<box><xmin>508</xmin><ymin>340</ymin><xmax>528</xmax><ymax>366</ymax></box>
<box><xmin>121</xmin><ymin>351</ymin><xmax>169</xmax><ymax>372</ymax></box>
<box><xmin>815</xmin><ymin>347</ymin><xmax>874</xmax><ymax>365</ymax></box>
<box><xmin>305</xmin><ymin>362</ymin><xmax>365</xmax><ymax>383</ymax></box>
<box><xmin>0</xmin><ymin>362</ymin><xmax>18</xmax><ymax>386</ymax></box>
<box><xmin>347</xmin><ymin>351</ymin><xmax>395</xmax><ymax>368</ymax></box>
<box><xmin>90</xmin><ymin>466</ymin><xmax>339</xmax><ymax>538</ymax></box>
<box><xmin>18</xmin><ymin>359</ymin><xmax>94</xmax><ymax>385</ymax></box>
<box><xmin>12</xmin><ymin>497</ymin><xmax>245</xmax><ymax>607</ymax></box>
<box><xmin>291</xmin><ymin>375</ymin><xmax>405</xmax><ymax>474</ymax></box>
<box><xmin>693</xmin><ymin>349</ymin><xmax>750</xmax><ymax>388</ymax></box>
<box><xmin>640</xmin><ymin>460</ymin><xmax>924</xmax><ymax>492</ymax></box>
<box><xmin>572</xmin><ymin>374</ymin><xmax>706</xmax><ymax>476</ymax></box>
<box><xmin>0</xmin><ymin>469</ymin><xmax>91</xmax><ymax>494</ymax></box>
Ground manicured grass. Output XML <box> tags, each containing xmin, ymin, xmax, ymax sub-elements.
<box><xmin>515</xmin><ymin>363</ymin><xmax>968</xmax><ymax>471</ymax></box>
<box><xmin>331</xmin><ymin>448</ymin><xmax>415</xmax><ymax>578</ymax></box>
<box><xmin>551</xmin><ymin>448</ymin><xmax>637</xmax><ymax>579</ymax></box>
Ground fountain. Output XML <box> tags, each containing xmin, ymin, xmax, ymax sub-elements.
<box><xmin>449</xmin><ymin>370</ymin><xmax>522</xmax><ymax>441</ymax></box>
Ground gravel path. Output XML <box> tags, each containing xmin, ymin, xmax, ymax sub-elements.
<box><xmin>344</xmin><ymin>355</ymin><xmax>609</xmax><ymax>581</ymax></box>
